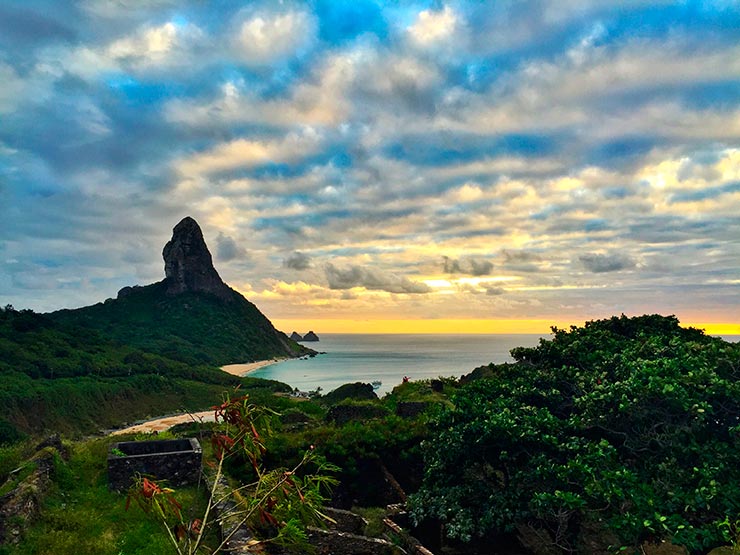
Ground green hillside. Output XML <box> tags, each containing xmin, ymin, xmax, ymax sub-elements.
<box><xmin>0</xmin><ymin>305</ymin><xmax>292</xmax><ymax>442</ymax></box>
<box><xmin>51</xmin><ymin>281</ymin><xmax>309</xmax><ymax>366</ymax></box>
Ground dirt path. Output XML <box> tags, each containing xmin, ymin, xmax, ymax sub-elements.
<box><xmin>110</xmin><ymin>358</ymin><xmax>286</xmax><ymax>435</ymax></box>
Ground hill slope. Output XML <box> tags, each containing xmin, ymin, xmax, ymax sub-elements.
<box><xmin>0</xmin><ymin>305</ymin><xmax>244</xmax><ymax>441</ymax></box>
<box><xmin>52</xmin><ymin>281</ymin><xmax>307</xmax><ymax>365</ymax></box>
<box><xmin>50</xmin><ymin>217</ymin><xmax>310</xmax><ymax>365</ymax></box>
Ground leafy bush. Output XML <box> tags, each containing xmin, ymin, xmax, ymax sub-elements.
<box><xmin>320</xmin><ymin>382</ymin><xmax>378</xmax><ymax>405</ymax></box>
<box><xmin>409</xmin><ymin>315</ymin><xmax>740</xmax><ymax>553</ymax></box>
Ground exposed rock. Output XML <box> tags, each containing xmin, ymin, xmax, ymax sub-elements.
<box><xmin>290</xmin><ymin>331</ymin><xmax>303</xmax><ymax>341</ymax></box>
<box><xmin>302</xmin><ymin>330</ymin><xmax>320</xmax><ymax>341</ymax></box>
<box><xmin>305</xmin><ymin>527</ymin><xmax>401</xmax><ymax>555</ymax></box>
<box><xmin>117</xmin><ymin>285</ymin><xmax>141</xmax><ymax>299</ymax></box>
<box><xmin>640</xmin><ymin>542</ymin><xmax>689</xmax><ymax>555</ymax></box>
<box><xmin>0</xmin><ymin>437</ymin><xmax>65</xmax><ymax>544</ymax></box>
<box><xmin>162</xmin><ymin>216</ymin><xmax>231</xmax><ymax>300</ymax></box>
<box><xmin>322</xmin><ymin>507</ymin><xmax>368</xmax><ymax>534</ymax></box>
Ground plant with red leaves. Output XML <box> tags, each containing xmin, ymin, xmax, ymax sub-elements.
<box><xmin>125</xmin><ymin>393</ymin><xmax>338</xmax><ymax>554</ymax></box>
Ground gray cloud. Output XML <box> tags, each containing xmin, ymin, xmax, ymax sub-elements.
<box><xmin>284</xmin><ymin>251</ymin><xmax>312</xmax><ymax>270</ymax></box>
<box><xmin>215</xmin><ymin>233</ymin><xmax>246</xmax><ymax>262</ymax></box>
<box><xmin>443</xmin><ymin>256</ymin><xmax>493</xmax><ymax>276</ymax></box>
<box><xmin>485</xmin><ymin>286</ymin><xmax>505</xmax><ymax>296</ymax></box>
<box><xmin>579</xmin><ymin>253</ymin><xmax>634</xmax><ymax>273</ymax></box>
<box><xmin>325</xmin><ymin>263</ymin><xmax>430</xmax><ymax>294</ymax></box>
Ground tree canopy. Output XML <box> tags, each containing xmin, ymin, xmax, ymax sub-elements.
<box><xmin>409</xmin><ymin>315</ymin><xmax>740</xmax><ymax>553</ymax></box>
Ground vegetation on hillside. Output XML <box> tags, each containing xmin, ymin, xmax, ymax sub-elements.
<box><xmin>409</xmin><ymin>315</ymin><xmax>740</xmax><ymax>553</ymax></box>
<box><xmin>50</xmin><ymin>282</ymin><xmax>309</xmax><ymax>366</ymax></box>
<box><xmin>0</xmin><ymin>304</ymin><xmax>281</xmax><ymax>441</ymax></box>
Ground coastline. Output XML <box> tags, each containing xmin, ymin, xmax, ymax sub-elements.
<box><xmin>110</xmin><ymin>410</ymin><xmax>214</xmax><ymax>435</ymax></box>
<box><xmin>110</xmin><ymin>357</ymin><xmax>288</xmax><ymax>435</ymax></box>
<box><xmin>221</xmin><ymin>357</ymin><xmax>288</xmax><ymax>377</ymax></box>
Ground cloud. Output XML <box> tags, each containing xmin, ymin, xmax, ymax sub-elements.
<box><xmin>325</xmin><ymin>263</ymin><xmax>430</xmax><ymax>294</ymax></box>
<box><xmin>175</xmin><ymin>128</ymin><xmax>323</xmax><ymax>177</ymax></box>
<box><xmin>215</xmin><ymin>233</ymin><xmax>246</xmax><ymax>262</ymax></box>
<box><xmin>284</xmin><ymin>251</ymin><xmax>312</xmax><ymax>270</ymax></box>
<box><xmin>2</xmin><ymin>1</ymin><xmax>740</xmax><ymax>326</ymax></box>
<box><xmin>0</xmin><ymin>63</ymin><xmax>26</xmax><ymax>115</ymax></box>
<box><xmin>443</xmin><ymin>256</ymin><xmax>494</xmax><ymax>276</ymax></box>
<box><xmin>485</xmin><ymin>285</ymin><xmax>506</xmax><ymax>296</ymax></box>
<box><xmin>234</xmin><ymin>8</ymin><xmax>317</xmax><ymax>66</ymax></box>
<box><xmin>579</xmin><ymin>253</ymin><xmax>635</xmax><ymax>273</ymax></box>
<box><xmin>408</xmin><ymin>5</ymin><xmax>459</xmax><ymax>47</ymax></box>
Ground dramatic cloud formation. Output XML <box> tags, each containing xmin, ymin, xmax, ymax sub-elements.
<box><xmin>1</xmin><ymin>1</ymin><xmax>738</xmax><ymax>333</ymax></box>
<box><xmin>325</xmin><ymin>263</ymin><xmax>430</xmax><ymax>295</ymax></box>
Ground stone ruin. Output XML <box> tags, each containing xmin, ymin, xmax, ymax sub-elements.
<box><xmin>107</xmin><ymin>438</ymin><xmax>202</xmax><ymax>491</ymax></box>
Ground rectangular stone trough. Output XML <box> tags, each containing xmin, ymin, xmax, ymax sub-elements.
<box><xmin>108</xmin><ymin>438</ymin><xmax>202</xmax><ymax>491</ymax></box>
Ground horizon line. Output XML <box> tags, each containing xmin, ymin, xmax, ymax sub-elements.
<box><xmin>272</xmin><ymin>318</ymin><xmax>740</xmax><ymax>336</ymax></box>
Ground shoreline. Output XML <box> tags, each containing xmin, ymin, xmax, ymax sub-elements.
<box><xmin>220</xmin><ymin>357</ymin><xmax>288</xmax><ymax>377</ymax></box>
<box><xmin>110</xmin><ymin>357</ymin><xmax>289</xmax><ymax>435</ymax></box>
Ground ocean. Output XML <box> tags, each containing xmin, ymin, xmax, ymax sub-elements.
<box><xmin>249</xmin><ymin>333</ymin><xmax>740</xmax><ymax>396</ymax></box>
<box><xmin>249</xmin><ymin>334</ymin><xmax>545</xmax><ymax>396</ymax></box>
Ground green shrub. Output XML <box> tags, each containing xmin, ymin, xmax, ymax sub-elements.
<box><xmin>409</xmin><ymin>315</ymin><xmax>740</xmax><ymax>554</ymax></box>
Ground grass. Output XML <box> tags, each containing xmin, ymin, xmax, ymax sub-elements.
<box><xmin>0</xmin><ymin>434</ymin><xmax>212</xmax><ymax>555</ymax></box>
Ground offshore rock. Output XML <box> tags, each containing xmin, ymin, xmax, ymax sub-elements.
<box><xmin>290</xmin><ymin>331</ymin><xmax>303</xmax><ymax>341</ymax></box>
<box><xmin>162</xmin><ymin>216</ymin><xmax>231</xmax><ymax>300</ymax></box>
<box><xmin>303</xmin><ymin>330</ymin><xmax>320</xmax><ymax>341</ymax></box>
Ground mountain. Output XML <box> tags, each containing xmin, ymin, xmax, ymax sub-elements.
<box><xmin>51</xmin><ymin>217</ymin><xmax>311</xmax><ymax>365</ymax></box>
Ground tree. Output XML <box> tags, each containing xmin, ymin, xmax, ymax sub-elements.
<box><xmin>409</xmin><ymin>315</ymin><xmax>740</xmax><ymax>553</ymax></box>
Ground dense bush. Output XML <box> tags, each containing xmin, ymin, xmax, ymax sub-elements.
<box><xmin>409</xmin><ymin>315</ymin><xmax>740</xmax><ymax>553</ymax></box>
<box><xmin>320</xmin><ymin>382</ymin><xmax>378</xmax><ymax>405</ymax></box>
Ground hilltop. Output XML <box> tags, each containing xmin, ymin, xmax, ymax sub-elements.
<box><xmin>51</xmin><ymin>217</ymin><xmax>311</xmax><ymax>365</ymax></box>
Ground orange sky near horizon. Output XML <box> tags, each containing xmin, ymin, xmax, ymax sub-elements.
<box><xmin>273</xmin><ymin>318</ymin><xmax>740</xmax><ymax>336</ymax></box>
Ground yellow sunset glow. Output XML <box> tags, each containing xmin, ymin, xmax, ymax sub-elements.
<box><xmin>272</xmin><ymin>319</ymin><xmax>740</xmax><ymax>336</ymax></box>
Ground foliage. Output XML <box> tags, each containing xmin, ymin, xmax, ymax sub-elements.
<box><xmin>126</xmin><ymin>394</ymin><xmax>339</xmax><ymax>554</ymax></box>
<box><xmin>0</xmin><ymin>436</ymin><xmax>206</xmax><ymax>555</ymax></box>
<box><xmin>319</xmin><ymin>382</ymin><xmax>378</xmax><ymax>405</ymax></box>
<box><xmin>409</xmin><ymin>315</ymin><xmax>740</xmax><ymax>554</ymax></box>
<box><xmin>0</xmin><ymin>305</ymin><xmax>295</xmax><ymax>439</ymax></box>
<box><xmin>50</xmin><ymin>282</ymin><xmax>310</xmax><ymax>366</ymax></box>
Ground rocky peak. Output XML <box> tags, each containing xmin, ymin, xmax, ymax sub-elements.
<box><xmin>162</xmin><ymin>217</ymin><xmax>231</xmax><ymax>300</ymax></box>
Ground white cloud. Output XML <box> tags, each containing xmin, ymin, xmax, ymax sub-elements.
<box><xmin>408</xmin><ymin>5</ymin><xmax>458</xmax><ymax>46</ymax></box>
<box><xmin>52</xmin><ymin>20</ymin><xmax>205</xmax><ymax>80</ymax></box>
<box><xmin>175</xmin><ymin>128</ymin><xmax>323</xmax><ymax>177</ymax></box>
<box><xmin>235</xmin><ymin>9</ymin><xmax>316</xmax><ymax>66</ymax></box>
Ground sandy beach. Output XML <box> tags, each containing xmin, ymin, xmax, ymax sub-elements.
<box><xmin>110</xmin><ymin>358</ymin><xmax>287</xmax><ymax>435</ymax></box>
<box><xmin>220</xmin><ymin>358</ymin><xmax>287</xmax><ymax>377</ymax></box>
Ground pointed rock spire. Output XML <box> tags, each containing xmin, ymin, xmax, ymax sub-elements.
<box><xmin>162</xmin><ymin>216</ymin><xmax>231</xmax><ymax>300</ymax></box>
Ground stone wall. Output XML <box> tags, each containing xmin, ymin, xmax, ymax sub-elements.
<box><xmin>107</xmin><ymin>438</ymin><xmax>202</xmax><ymax>491</ymax></box>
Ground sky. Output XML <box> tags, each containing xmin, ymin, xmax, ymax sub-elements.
<box><xmin>1</xmin><ymin>1</ymin><xmax>739</xmax><ymax>334</ymax></box>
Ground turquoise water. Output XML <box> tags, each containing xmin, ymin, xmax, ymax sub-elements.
<box><xmin>249</xmin><ymin>334</ymin><xmax>545</xmax><ymax>396</ymax></box>
<box><xmin>249</xmin><ymin>333</ymin><xmax>740</xmax><ymax>396</ymax></box>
